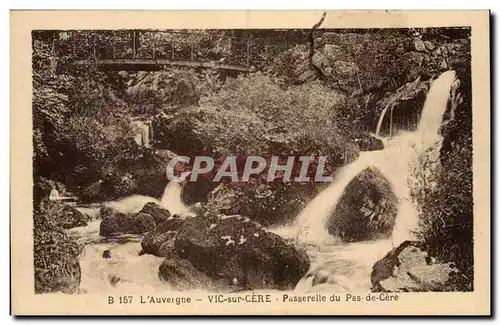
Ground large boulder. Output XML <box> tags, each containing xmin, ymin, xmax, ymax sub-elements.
<box><xmin>139</xmin><ymin>202</ymin><xmax>172</xmax><ymax>225</ymax></box>
<box><xmin>99</xmin><ymin>211</ymin><xmax>156</xmax><ymax>236</ymax></box>
<box><xmin>371</xmin><ymin>241</ymin><xmax>462</xmax><ymax>292</ymax></box>
<box><xmin>326</xmin><ymin>167</ymin><xmax>398</xmax><ymax>242</ymax></box>
<box><xmin>174</xmin><ymin>215</ymin><xmax>310</xmax><ymax>290</ymax></box>
<box><xmin>140</xmin><ymin>217</ymin><xmax>185</xmax><ymax>257</ymax></box>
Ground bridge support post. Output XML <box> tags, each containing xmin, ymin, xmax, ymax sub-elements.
<box><xmin>133</xmin><ymin>30</ymin><xmax>136</xmax><ymax>60</ymax></box>
<box><xmin>246</xmin><ymin>38</ymin><xmax>251</xmax><ymax>67</ymax></box>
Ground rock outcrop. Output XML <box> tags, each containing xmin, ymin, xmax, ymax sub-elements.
<box><xmin>371</xmin><ymin>241</ymin><xmax>462</xmax><ymax>292</ymax></box>
<box><xmin>141</xmin><ymin>214</ymin><xmax>310</xmax><ymax>291</ymax></box>
<box><xmin>175</xmin><ymin>215</ymin><xmax>309</xmax><ymax>290</ymax></box>
<box><xmin>327</xmin><ymin>167</ymin><xmax>398</xmax><ymax>242</ymax></box>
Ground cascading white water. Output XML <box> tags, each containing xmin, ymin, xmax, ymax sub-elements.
<box><xmin>104</xmin><ymin>195</ymin><xmax>160</xmax><ymax>214</ymax></box>
<box><xmin>275</xmin><ymin>70</ymin><xmax>458</xmax><ymax>292</ymax></box>
<box><xmin>159</xmin><ymin>171</ymin><xmax>191</xmax><ymax>215</ymax></box>
<box><xmin>375</xmin><ymin>105</ymin><xmax>389</xmax><ymax>137</ymax></box>
<box><xmin>132</xmin><ymin>120</ymin><xmax>152</xmax><ymax>148</ymax></box>
<box><xmin>292</xmin><ymin>70</ymin><xmax>457</xmax><ymax>245</ymax></box>
<box><xmin>417</xmin><ymin>70</ymin><xmax>459</xmax><ymax>144</ymax></box>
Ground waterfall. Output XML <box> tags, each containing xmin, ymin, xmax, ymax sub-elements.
<box><xmin>159</xmin><ymin>172</ymin><xmax>191</xmax><ymax>215</ymax></box>
<box><xmin>417</xmin><ymin>70</ymin><xmax>458</xmax><ymax>144</ymax></box>
<box><xmin>131</xmin><ymin>120</ymin><xmax>152</xmax><ymax>148</ymax></box>
<box><xmin>375</xmin><ymin>105</ymin><xmax>389</xmax><ymax>137</ymax></box>
<box><xmin>292</xmin><ymin>70</ymin><xmax>457</xmax><ymax>246</ymax></box>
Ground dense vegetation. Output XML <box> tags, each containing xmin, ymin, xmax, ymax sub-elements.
<box><xmin>32</xmin><ymin>27</ymin><xmax>473</xmax><ymax>292</ymax></box>
<box><xmin>34</xmin><ymin>201</ymin><xmax>83</xmax><ymax>293</ymax></box>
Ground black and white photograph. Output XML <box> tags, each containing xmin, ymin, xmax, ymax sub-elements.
<box><xmin>10</xmin><ymin>10</ymin><xmax>490</xmax><ymax>316</ymax></box>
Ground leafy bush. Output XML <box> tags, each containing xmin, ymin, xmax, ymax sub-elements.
<box><xmin>196</xmin><ymin>73</ymin><xmax>359</xmax><ymax>166</ymax></box>
<box><xmin>127</xmin><ymin>68</ymin><xmax>221</xmax><ymax>115</ymax></box>
<box><xmin>34</xmin><ymin>201</ymin><xmax>83</xmax><ymax>294</ymax></box>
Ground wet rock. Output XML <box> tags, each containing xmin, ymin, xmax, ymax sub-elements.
<box><xmin>140</xmin><ymin>217</ymin><xmax>185</xmax><ymax>257</ymax></box>
<box><xmin>326</xmin><ymin>167</ymin><xmax>398</xmax><ymax>242</ymax></box>
<box><xmin>174</xmin><ymin>215</ymin><xmax>310</xmax><ymax>290</ymax></box>
<box><xmin>159</xmin><ymin>252</ymin><xmax>227</xmax><ymax>292</ymax></box>
<box><xmin>99</xmin><ymin>211</ymin><xmax>156</xmax><ymax>236</ymax></box>
<box><xmin>108</xmin><ymin>275</ymin><xmax>121</xmax><ymax>287</ymax></box>
<box><xmin>139</xmin><ymin>202</ymin><xmax>172</xmax><ymax>224</ymax></box>
<box><xmin>375</xmin><ymin>78</ymin><xmax>430</xmax><ymax>135</ymax></box>
<box><xmin>354</xmin><ymin>134</ymin><xmax>384</xmax><ymax>151</ymax></box>
<box><xmin>99</xmin><ymin>206</ymin><xmax>114</xmax><ymax>219</ymax></box>
<box><xmin>371</xmin><ymin>241</ymin><xmax>461</xmax><ymax>292</ymax></box>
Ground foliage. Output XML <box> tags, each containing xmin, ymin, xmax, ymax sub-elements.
<box><xmin>34</xmin><ymin>201</ymin><xmax>83</xmax><ymax>294</ymax></box>
<box><xmin>65</xmin><ymin>115</ymin><xmax>133</xmax><ymax>164</ymax></box>
<box><xmin>195</xmin><ymin>73</ymin><xmax>359</xmax><ymax>166</ymax></box>
<box><xmin>408</xmin><ymin>138</ymin><xmax>473</xmax><ymax>291</ymax></box>
<box><xmin>126</xmin><ymin>68</ymin><xmax>221</xmax><ymax>115</ymax></box>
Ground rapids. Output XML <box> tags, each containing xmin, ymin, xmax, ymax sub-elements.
<box><xmin>66</xmin><ymin>70</ymin><xmax>458</xmax><ymax>294</ymax></box>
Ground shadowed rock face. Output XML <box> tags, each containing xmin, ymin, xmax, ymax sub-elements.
<box><xmin>142</xmin><ymin>212</ymin><xmax>310</xmax><ymax>291</ymax></box>
<box><xmin>371</xmin><ymin>241</ymin><xmax>462</xmax><ymax>292</ymax></box>
<box><xmin>140</xmin><ymin>217</ymin><xmax>185</xmax><ymax>257</ymax></box>
<box><xmin>327</xmin><ymin>167</ymin><xmax>398</xmax><ymax>242</ymax></box>
<box><xmin>175</xmin><ymin>215</ymin><xmax>310</xmax><ymax>291</ymax></box>
<box><xmin>159</xmin><ymin>251</ymin><xmax>228</xmax><ymax>292</ymax></box>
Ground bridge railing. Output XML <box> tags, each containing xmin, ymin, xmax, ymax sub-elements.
<box><xmin>53</xmin><ymin>30</ymin><xmax>300</xmax><ymax>70</ymax></box>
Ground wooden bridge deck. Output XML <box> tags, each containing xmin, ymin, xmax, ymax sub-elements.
<box><xmin>75</xmin><ymin>58</ymin><xmax>255</xmax><ymax>72</ymax></box>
